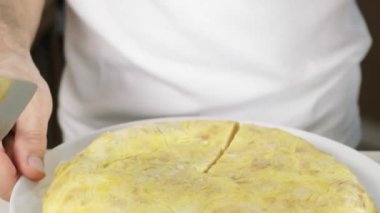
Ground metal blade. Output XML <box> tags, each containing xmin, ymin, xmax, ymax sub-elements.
<box><xmin>0</xmin><ymin>78</ymin><xmax>37</xmax><ymax>139</ymax></box>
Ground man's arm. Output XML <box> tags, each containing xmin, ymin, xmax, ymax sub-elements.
<box><xmin>0</xmin><ymin>0</ymin><xmax>52</xmax><ymax>201</ymax></box>
<box><xmin>0</xmin><ymin>0</ymin><xmax>45</xmax><ymax>52</ymax></box>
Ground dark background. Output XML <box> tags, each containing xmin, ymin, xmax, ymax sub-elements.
<box><xmin>32</xmin><ymin>1</ymin><xmax>380</xmax><ymax>149</ymax></box>
<box><xmin>358</xmin><ymin>1</ymin><xmax>380</xmax><ymax>121</ymax></box>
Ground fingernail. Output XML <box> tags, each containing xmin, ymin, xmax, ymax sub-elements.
<box><xmin>28</xmin><ymin>156</ymin><xmax>45</xmax><ymax>173</ymax></box>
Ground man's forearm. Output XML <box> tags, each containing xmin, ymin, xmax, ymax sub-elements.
<box><xmin>0</xmin><ymin>0</ymin><xmax>45</xmax><ymax>53</ymax></box>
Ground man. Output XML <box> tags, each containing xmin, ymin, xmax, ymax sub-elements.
<box><xmin>0</xmin><ymin>0</ymin><xmax>371</xmax><ymax>201</ymax></box>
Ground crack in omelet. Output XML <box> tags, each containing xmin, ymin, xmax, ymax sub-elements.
<box><xmin>203</xmin><ymin>122</ymin><xmax>240</xmax><ymax>173</ymax></box>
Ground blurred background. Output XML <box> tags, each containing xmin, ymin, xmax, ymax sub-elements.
<box><xmin>33</xmin><ymin>1</ymin><xmax>380</xmax><ymax>150</ymax></box>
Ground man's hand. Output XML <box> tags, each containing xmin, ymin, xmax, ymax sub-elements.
<box><xmin>0</xmin><ymin>0</ymin><xmax>46</xmax><ymax>201</ymax></box>
<box><xmin>0</xmin><ymin>51</ymin><xmax>52</xmax><ymax>201</ymax></box>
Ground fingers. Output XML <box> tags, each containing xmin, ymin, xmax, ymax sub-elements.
<box><xmin>12</xmin><ymin>83</ymin><xmax>52</xmax><ymax>181</ymax></box>
<box><xmin>0</xmin><ymin>52</ymin><xmax>53</xmax><ymax>200</ymax></box>
<box><xmin>0</xmin><ymin>141</ymin><xmax>18</xmax><ymax>201</ymax></box>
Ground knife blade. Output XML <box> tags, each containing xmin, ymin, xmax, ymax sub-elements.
<box><xmin>0</xmin><ymin>77</ymin><xmax>37</xmax><ymax>139</ymax></box>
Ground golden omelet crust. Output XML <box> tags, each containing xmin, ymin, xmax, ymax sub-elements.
<box><xmin>43</xmin><ymin>121</ymin><xmax>378</xmax><ymax>213</ymax></box>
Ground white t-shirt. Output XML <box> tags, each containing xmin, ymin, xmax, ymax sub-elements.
<box><xmin>59</xmin><ymin>0</ymin><xmax>371</xmax><ymax>147</ymax></box>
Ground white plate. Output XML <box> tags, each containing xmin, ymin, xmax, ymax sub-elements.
<box><xmin>10</xmin><ymin>117</ymin><xmax>380</xmax><ymax>212</ymax></box>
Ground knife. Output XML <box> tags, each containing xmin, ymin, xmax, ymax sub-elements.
<box><xmin>0</xmin><ymin>77</ymin><xmax>37</xmax><ymax>139</ymax></box>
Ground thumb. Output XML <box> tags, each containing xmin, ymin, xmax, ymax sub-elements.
<box><xmin>12</xmin><ymin>88</ymin><xmax>51</xmax><ymax>181</ymax></box>
<box><xmin>13</xmin><ymin>127</ymin><xmax>47</xmax><ymax>181</ymax></box>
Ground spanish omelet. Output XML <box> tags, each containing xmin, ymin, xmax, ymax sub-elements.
<box><xmin>43</xmin><ymin>120</ymin><xmax>377</xmax><ymax>213</ymax></box>
<box><xmin>0</xmin><ymin>77</ymin><xmax>12</xmax><ymax>101</ymax></box>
